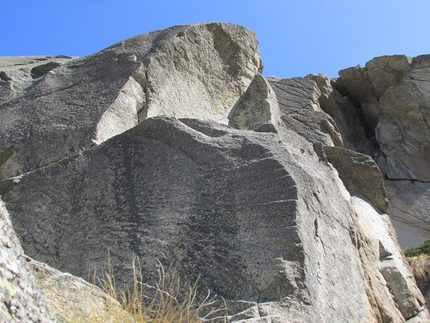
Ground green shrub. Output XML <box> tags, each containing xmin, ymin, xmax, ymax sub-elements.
<box><xmin>404</xmin><ymin>239</ymin><xmax>430</xmax><ymax>257</ymax></box>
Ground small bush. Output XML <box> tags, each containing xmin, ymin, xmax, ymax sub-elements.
<box><xmin>404</xmin><ymin>239</ymin><xmax>430</xmax><ymax>257</ymax></box>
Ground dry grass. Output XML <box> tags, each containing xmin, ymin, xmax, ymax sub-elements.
<box><xmin>406</xmin><ymin>254</ymin><xmax>430</xmax><ymax>281</ymax></box>
<box><xmin>98</xmin><ymin>256</ymin><xmax>225</xmax><ymax>323</ymax></box>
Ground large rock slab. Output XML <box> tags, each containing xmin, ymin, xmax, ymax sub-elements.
<box><xmin>1</xmin><ymin>116</ymin><xmax>426</xmax><ymax>322</ymax></box>
<box><xmin>324</xmin><ymin>146</ymin><xmax>388</xmax><ymax>213</ymax></box>
<box><xmin>385</xmin><ymin>180</ymin><xmax>430</xmax><ymax>248</ymax></box>
<box><xmin>0</xmin><ymin>22</ymin><xmax>261</xmax><ymax>179</ymax></box>
<box><xmin>267</xmin><ymin>77</ymin><xmax>343</xmax><ymax>147</ymax></box>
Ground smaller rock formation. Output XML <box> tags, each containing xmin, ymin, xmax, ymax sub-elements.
<box><xmin>267</xmin><ymin>76</ymin><xmax>344</xmax><ymax>147</ymax></box>
<box><xmin>29</xmin><ymin>259</ymin><xmax>133</xmax><ymax>323</ymax></box>
<box><xmin>324</xmin><ymin>146</ymin><xmax>388</xmax><ymax>213</ymax></box>
<box><xmin>228</xmin><ymin>75</ymin><xmax>281</xmax><ymax>131</ymax></box>
<box><xmin>0</xmin><ymin>198</ymin><xmax>56</xmax><ymax>323</ymax></box>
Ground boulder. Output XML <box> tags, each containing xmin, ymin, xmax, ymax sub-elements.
<box><xmin>228</xmin><ymin>75</ymin><xmax>281</xmax><ymax>131</ymax></box>
<box><xmin>1</xmin><ymin>116</ymin><xmax>427</xmax><ymax>322</ymax></box>
<box><xmin>0</xmin><ymin>22</ymin><xmax>261</xmax><ymax>179</ymax></box>
<box><xmin>365</xmin><ymin>55</ymin><xmax>412</xmax><ymax>99</ymax></box>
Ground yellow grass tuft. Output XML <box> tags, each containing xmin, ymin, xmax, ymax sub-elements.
<box><xmin>98</xmin><ymin>256</ymin><xmax>225</xmax><ymax>323</ymax></box>
<box><xmin>406</xmin><ymin>254</ymin><xmax>430</xmax><ymax>281</ymax></box>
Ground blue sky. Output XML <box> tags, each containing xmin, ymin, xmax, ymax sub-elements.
<box><xmin>1</xmin><ymin>1</ymin><xmax>429</xmax><ymax>78</ymax></box>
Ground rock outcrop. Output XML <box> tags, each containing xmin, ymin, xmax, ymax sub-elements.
<box><xmin>0</xmin><ymin>198</ymin><xmax>56</xmax><ymax>323</ymax></box>
<box><xmin>1</xmin><ymin>22</ymin><xmax>429</xmax><ymax>322</ymax></box>
<box><xmin>0</xmin><ymin>22</ymin><xmax>261</xmax><ymax>179</ymax></box>
<box><xmin>1</xmin><ymin>196</ymin><xmax>131</xmax><ymax>323</ymax></box>
<box><xmin>333</xmin><ymin>55</ymin><xmax>430</xmax><ymax>249</ymax></box>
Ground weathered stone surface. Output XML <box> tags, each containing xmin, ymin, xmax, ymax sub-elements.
<box><xmin>28</xmin><ymin>259</ymin><xmax>134</xmax><ymax>323</ymax></box>
<box><xmin>1</xmin><ymin>24</ymin><xmax>429</xmax><ymax>323</ymax></box>
<box><xmin>0</xmin><ymin>22</ymin><xmax>261</xmax><ymax>179</ymax></box>
<box><xmin>0</xmin><ymin>198</ymin><xmax>56</xmax><ymax>323</ymax></box>
<box><xmin>385</xmin><ymin>180</ymin><xmax>430</xmax><ymax>248</ymax></box>
<box><xmin>1</xmin><ymin>116</ymin><xmax>426</xmax><ymax>322</ymax></box>
<box><xmin>0</xmin><ymin>56</ymin><xmax>76</xmax><ymax>104</ymax></box>
<box><xmin>267</xmin><ymin>77</ymin><xmax>343</xmax><ymax>147</ymax></box>
<box><xmin>350</xmin><ymin>197</ymin><xmax>426</xmax><ymax>322</ymax></box>
<box><xmin>324</xmin><ymin>146</ymin><xmax>388</xmax><ymax>213</ymax></box>
<box><xmin>228</xmin><ymin>75</ymin><xmax>281</xmax><ymax>131</ymax></box>
<box><xmin>336</xmin><ymin>54</ymin><xmax>430</xmax><ymax>249</ymax></box>
<box><xmin>337</xmin><ymin>54</ymin><xmax>430</xmax><ymax>182</ymax></box>
<box><xmin>365</xmin><ymin>55</ymin><xmax>412</xmax><ymax>98</ymax></box>
<box><xmin>376</xmin><ymin>55</ymin><xmax>430</xmax><ymax>182</ymax></box>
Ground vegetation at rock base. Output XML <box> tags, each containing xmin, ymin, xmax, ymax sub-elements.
<box><xmin>404</xmin><ymin>239</ymin><xmax>430</xmax><ymax>281</ymax></box>
<box><xmin>407</xmin><ymin>254</ymin><xmax>430</xmax><ymax>281</ymax></box>
<box><xmin>93</xmin><ymin>257</ymin><xmax>225</xmax><ymax>323</ymax></box>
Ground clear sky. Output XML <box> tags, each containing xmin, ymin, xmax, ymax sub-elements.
<box><xmin>1</xmin><ymin>1</ymin><xmax>429</xmax><ymax>78</ymax></box>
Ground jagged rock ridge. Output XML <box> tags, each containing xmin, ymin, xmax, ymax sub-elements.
<box><xmin>0</xmin><ymin>22</ymin><xmax>429</xmax><ymax>322</ymax></box>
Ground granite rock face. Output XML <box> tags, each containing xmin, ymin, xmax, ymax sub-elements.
<box><xmin>28</xmin><ymin>259</ymin><xmax>133</xmax><ymax>323</ymax></box>
<box><xmin>0</xmin><ymin>22</ymin><xmax>261</xmax><ymax>179</ymax></box>
<box><xmin>1</xmin><ymin>117</ymin><xmax>427</xmax><ymax>322</ymax></box>
<box><xmin>267</xmin><ymin>76</ymin><xmax>344</xmax><ymax>147</ymax></box>
<box><xmin>0</xmin><ymin>199</ymin><xmax>56</xmax><ymax>323</ymax></box>
<box><xmin>1</xmin><ymin>22</ymin><xmax>429</xmax><ymax>322</ymax></box>
<box><xmin>0</xmin><ymin>197</ymin><xmax>133</xmax><ymax>323</ymax></box>
<box><xmin>324</xmin><ymin>146</ymin><xmax>388</xmax><ymax>213</ymax></box>
<box><xmin>336</xmin><ymin>54</ymin><xmax>430</xmax><ymax>248</ymax></box>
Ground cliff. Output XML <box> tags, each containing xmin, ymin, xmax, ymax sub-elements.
<box><xmin>1</xmin><ymin>22</ymin><xmax>429</xmax><ymax>322</ymax></box>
